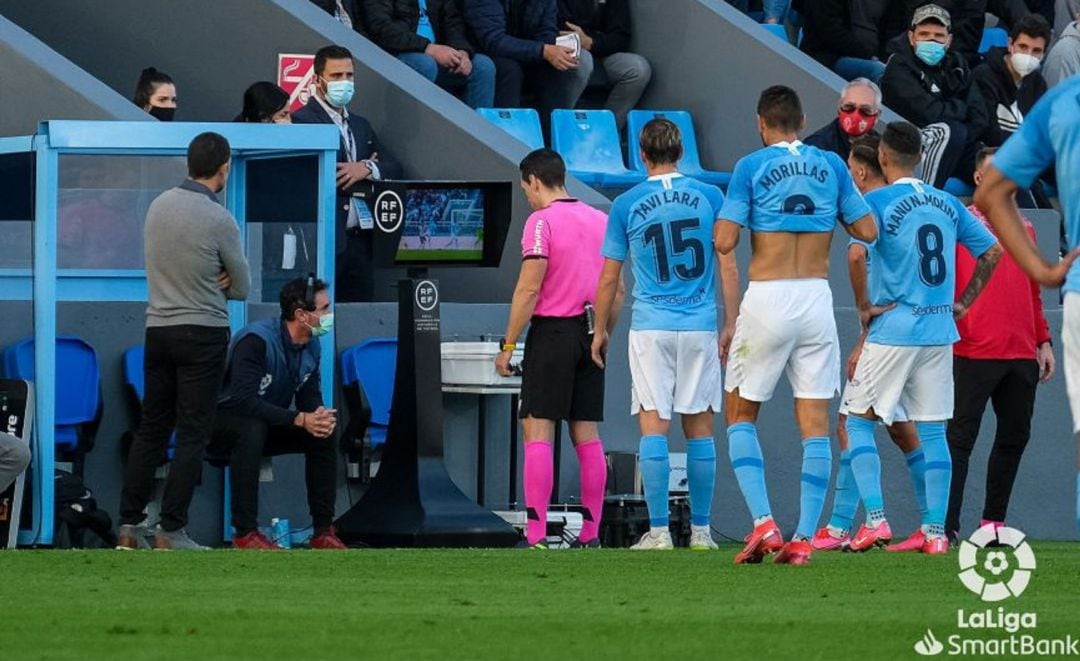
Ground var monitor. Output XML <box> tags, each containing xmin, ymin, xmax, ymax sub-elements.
<box><xmin>358</xmin><ymin>181</ymin><xmax>512</xmax><ymax>268</ymax></box>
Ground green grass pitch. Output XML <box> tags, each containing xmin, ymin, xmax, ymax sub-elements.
<box><xmin>396</xmin><ymin>249</ymin><xmax>483</xmax><ymax>261</ymax></box>
<box><xmin>1</xmin><ymin>544</ymin><xmax>1077</xmax><ymax>660</ymax></box>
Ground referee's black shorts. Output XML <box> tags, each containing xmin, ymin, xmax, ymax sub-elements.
<box><xmin>519</xmin><ymin>315</ymin><xmax>605</xmax><ymax>422</ymax></box>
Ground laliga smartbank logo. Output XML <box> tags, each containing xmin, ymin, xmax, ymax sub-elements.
<box><xmin>912</xmin><ymin>524</ymin><xmax>1078</xmax><ymax>657</ymax></box>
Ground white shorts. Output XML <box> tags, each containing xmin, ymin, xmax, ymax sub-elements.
<box><xmin>628</xmin><ymin>330</ymin><xmax>723</xmax><ymax>420</ymax></box>
<box><xmin>838</xmin><ymin>384</ymin><xmax>908</xmax><ymax>422</ymax></box>
<box><xmin>725</xmin><ymin>279</ymin><xmax>840</xmax><ymax>401</ymax></box>
<box><xmin>1063</xmin><ymin>293</ymin><xmax>1080</xmax><ymax>433</ymax></box>
<box><xmin>841</xmin><ymin>342</ymin><xmax>953</xmax><ymax>426</ymax></box>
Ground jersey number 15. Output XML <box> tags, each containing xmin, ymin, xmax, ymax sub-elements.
<box><xmin>643</xmin><ymin>218</ymin><xmax>706</xmax><ymax>283</ymax></box>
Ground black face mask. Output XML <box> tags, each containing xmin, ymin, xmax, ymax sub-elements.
<box><xmin>148</xmin><ymin>106</ymin><xmax>176</xmax><ymax>122</ymax></box>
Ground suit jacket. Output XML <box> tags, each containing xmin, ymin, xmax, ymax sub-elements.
<box><xmin>363</xmin><ymin>0</ymin><xmax>475</xmax><ymax>54</ymax></box>
<box><xmin>465</xmin><ymin>0</ymin><xmax>558</xmax><ymax>62</ymax></box>
<box><xmin>291</xmin><ymin>97</ymin><xmax>403</xmax><ymax>251</ymax></box>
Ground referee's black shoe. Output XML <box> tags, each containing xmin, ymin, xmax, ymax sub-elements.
<box><xmin>568</xmin><ymin>537</ymin><xmax>601</xmax><ymax>549</ymax></box>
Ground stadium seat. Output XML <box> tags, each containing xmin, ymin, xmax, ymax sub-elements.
<box><xmin>341</xmin><ymin>338</ymin><xmax>398</xmax><ymax>449</ymax></box>
<box><xmin>550</xmin><ymin>110</ymin><xmax>646</xmax><ymax>189</ymax></box>
<box><xmin>627</xmin><ymin>110</ymin><xmax>732</xmax><ymax>189</ymax></box>
<box><xmin>477</xmin><ymin>108</ymin><xmax>545</xmax><ymax>150</ymax></box>
<box><xmin>122</xmin><ymin>346</ymin><xmax>175</xmax><ymax>463</ymax></box>
<box><xmin>761</xmin><ymin>23</ymin><xmax>789</xmax><ymax>43</ymax></box>
<box><xmin>2</xmin><ymin>337</ymin><xmax>100</xmax><ymax>455</ymax></box>
<box><xmin>945</xmin><ymin>178</ymin><xmax>975</xmax><ymax>198</ymax></box>
<box><xmin>980</xmin><ymin>27</ymin><xmax>1008</xmax><ymax>54</ymax></box>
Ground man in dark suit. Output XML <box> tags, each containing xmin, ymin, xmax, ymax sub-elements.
<box><xmin>293</xmin><ymin>44</ymin><xmax>402</xmax><ymax>302</ymax></box>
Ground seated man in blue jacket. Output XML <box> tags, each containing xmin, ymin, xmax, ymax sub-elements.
<box><xmin>464</xmin><ymin>0</ymin><xmax>593</xmax><ymax>130</ymax></box>
<box><xmin>210</xmin><ymin>277</ymin><xmax>345</xmax><ymax>550</ymax></box>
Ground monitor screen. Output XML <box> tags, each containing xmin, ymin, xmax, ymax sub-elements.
<box><xmin>398</xmin><ymin>187</ymin><xmax>485</xmax><ymax>263</ymax></box>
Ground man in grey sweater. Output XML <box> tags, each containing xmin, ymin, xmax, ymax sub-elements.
<box><xmin>118</xmin><ymin>132</ymin><xmax>250</xmax><ymax>551</ymax></box>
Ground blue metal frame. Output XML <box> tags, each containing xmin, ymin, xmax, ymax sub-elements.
<box><xmin>0</xmin><ymin>120</ymin><xmax>339</xmax><ymax>546</ymax></box>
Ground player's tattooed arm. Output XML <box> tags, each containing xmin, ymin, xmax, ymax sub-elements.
<box><xmin>954</xmin><ymin>243</ymin><xmax>1004</xmax><ymax>319</ymax></box>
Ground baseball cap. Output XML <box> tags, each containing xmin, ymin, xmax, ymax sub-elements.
<box><xmin>911</xmin><ymin>4</ymin><xmax>952</xmax><ymax>30</ymax></box>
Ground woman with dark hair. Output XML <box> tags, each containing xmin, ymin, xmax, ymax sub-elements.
<box><xmin>236</xmin><ymin>82</ymin><xmax>292</xmax><ymax>124</ymax></box>
<box><xmin>134</xmin><ymin>67</ymin><xmax>177</xmax><ymax>121</ymax></box>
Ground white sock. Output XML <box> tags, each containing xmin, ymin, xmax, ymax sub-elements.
<box><xmin>826</xmin><ymin>524</ymin><xmax>848</xmax><ymax>539</ymax></box>
<box><xmin>650</xmin><ymin>526</ymin><xmax>669</xmax><ymax>535</ymax></box>
<box><xmin>691</xmin><ymin>524</ymin><xmax>710</xmax><ymax>534</ymax></box>
<box><xmin>753</xmin><ymin>515</ymin><xmax>773</xmax><ymax>527</ymax></box>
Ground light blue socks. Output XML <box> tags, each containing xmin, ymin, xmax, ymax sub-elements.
<box><xmin>686</xmin><ymin>438</ymin><xmax>717</xmax><ymax>527</ymax></box>
<box><xmin>639</xmin><ymin>435</ymin><xmax>670</xmax><ymax>527</ymax></box>
<box><xmin>727</xmin><ymin>422</ymin><xmax>772</xmax><ymax>520</ymax></box>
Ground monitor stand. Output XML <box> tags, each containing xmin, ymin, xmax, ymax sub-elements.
<box><xmin>334</xmin><ymin>272</ymin><xmax>519</xmax><ymax>547</ymax></box>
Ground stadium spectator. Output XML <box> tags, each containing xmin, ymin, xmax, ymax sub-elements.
<box><xmin>495</xmin><ymin>149</ymin><xmax>617</xmax><ymax>549</ymax></box>
<box><xmin>556</xmin><ymin>0</ymin><xmax>652</xmax><ymax>131</ymax></box>
<box><xmin>363</xmin><ymin>0</ymin><xmax>496</xmax><ymax>109</ymax></box>
<box><xmin>1054</xmin><ymin>0</ymin><xmax>1080</xmax><ymax>38</ymax></box>
<box><xmin>292</xmin><ymin>45</ymin><xmax>402</xmax><ymax>302</ymax></box>
<box><xmin>464</xmin><ymin>0</ymin><xmax>593</xmax><ymax>131</ymax></box>
<box><xmin>209</xmin><ymin>277</ymin><xmax>345</xmax><ymax>550</ymax></box>
<box><xmin>804</xmin><ymin>78</ymin><xmax>883</xmax><ymax>159</ymax></box>
<box><xmin>881</xmin><ymin>4</ymin><xmax>973</xmax><ymax>188</ymax></box>
<box><xmin>882</xmin><ymin>1</ymin><xmax>1031</xmax><ymax>65</ymax></box>
<box><xmin>235</xmin><ymin>82</ymin><xmax>292</xmax><ymax>123</ymax></box>
<box><xmin>134</xmin><ymin>67</ymin><xmax>177</xmax><ymax>122</ymax></box>
<box><xmin>0</xmin><ymin>433</ymin><xmax>30</xmax><ymax>496</ymax></box>
<box><xmin>1045</xmin><ymin>9</ymin><xmax>1080</xmax><ymax>86</ymax></box>
<box><xmin>799</xmin><ymin>0</ymin><xmax>889</xmax><ymax>83</ymax></box>
<box><xmin>117</xmin><ymin>132</ymin><xmax>250</xmax><ymax>551</ymax></box>
<box><xmin>763</xmin><ymin>0</ymin><xmax>791</xmax><ymax>24</ymax></box>
<box><xmin>310</xmin><ymin>0</ymin><xmax>361</xmax><ymax>30</ymax></box>
<box><xmin>946</xmin><ymin>147</ymin><xmax>1054</xmax><ymax>540</ymax></box>
<box><xmin>724</xmin><ymin>0</ymin><xmax>749</xmax><ymax>13</ymax></box>
<box><xmin>968</xmin><ymin>15</ymin><xmax>1051</xmax><ymax>148</ymax></box>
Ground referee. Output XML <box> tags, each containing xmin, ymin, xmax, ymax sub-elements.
<box><xmin>495</xmin><ymin>149</ymin><xmax>623</xmax><ymax>549</ymax></box>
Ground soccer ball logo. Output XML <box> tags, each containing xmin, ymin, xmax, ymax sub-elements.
<box><xmin>957</xmin><ymin>524</ymin><xmax>1036</xmax><ymax>602</ymax></box>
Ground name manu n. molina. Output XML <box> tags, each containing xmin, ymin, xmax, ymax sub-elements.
<box><xmin>884</xmin><ymin>193</ymin><xmax>960</xmax><ymax>236</ymax></box>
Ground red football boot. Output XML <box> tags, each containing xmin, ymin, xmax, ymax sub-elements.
<box><xmin>310</xmin><ymin>526</ymin><xmax>348</xmax><ymax>550</ymax></box>
<box><xmin>232</xmin><ymin>530</ymin><xmax>282</xmax><ymax>550</ymax></box>
<box><xmin>774</xmin><ymin>539</ymin><xmax>813</xmax><ymax>565</ymax></box>
<box><xmin>921</xmin><ymin>535</ymin><xmax>949</xmax><ymax>555</ymax></box>
<box><xmin>849</xmin><ymin>520</ymin><xmax>893</xmax><ymax>552</ymax></box>
<box><xmin>811</xmin><ymin>526</ymin><xmax>849</xmax><ymax>551</ymax></box>
<box><xmin>734</xmin><ymin>519</ymin><xmax>784</xmax><ymax>564</ymax></box>
<box><xmin>886</xmin><ymin>529</ymin><xmax>926</xmax><ymax>552</ymax></box>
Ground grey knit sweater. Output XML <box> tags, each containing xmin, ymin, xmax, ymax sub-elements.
<box><xmin>144</xmin><ymin>180</ymin><xmax>250</xmax><ymax>328</ymax></box>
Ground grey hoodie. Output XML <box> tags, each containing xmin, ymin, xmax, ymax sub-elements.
<box><xmin>1045</xmin><ymin>21</ymin><xmax>1080</xmax><ymax>88</ymax></box>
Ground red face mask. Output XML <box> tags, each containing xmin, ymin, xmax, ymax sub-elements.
<box><xmin>839</xmin><ymin>109</ymin><xmax>878</xmax><ymax>137</ymax></box>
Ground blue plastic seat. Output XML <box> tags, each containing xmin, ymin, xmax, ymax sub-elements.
<box><xmin>627</xmin><ymin>110</ymin><xmax>732</xmax><ymax>189</ymax></box>
<box><xmin>123</xmin><ymin>345</ymin><xmax>175</xmax><ymax>461</ymax></box>
<box><xmin>477</xmin><ymin>108</ymin><xmax>545</xmax><ymax>150</ymax></box>
<box><xmin>945</xmin><ymin>178</ymin><xmax>975</xmax><ymax>198</ymax></box>
<box><xmin>550</xmin><ymin>110</ymin><xmax>646</xmax><ymax>189</ymax></box>
<box><xmin>980</xmin><ymin>27</ymin><xmax>1008</xmax><ymax>54</ymax></box>
<box><xmin>762</xmin><ymin>23</ymin><xmax>789</xmax><ymax>43</ymax></box>
<box><xmin>3</xmin><ymin>337</ymin><xmax>100</xmax><ymax>453</ymax></box>
<box><xmin>341</xmin><ymin>338</ymin><xmax>398</xmax><ymax>448</ymax></box>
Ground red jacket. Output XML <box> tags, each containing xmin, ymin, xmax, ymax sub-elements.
<box><xmin>954</xmin><ymin>206</ymin><xmax>1052</xmax><ymax>360</ymax></box>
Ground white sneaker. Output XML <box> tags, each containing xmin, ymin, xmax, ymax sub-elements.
<box><xmin>630</xmin><ymin>528</ymin><xmax>674</xmax><ymax>550</ymax></box>
<box><xmin>689</xmin><ymin>525</ymin><xmax>718</xmax><ymax>550</ymax></box>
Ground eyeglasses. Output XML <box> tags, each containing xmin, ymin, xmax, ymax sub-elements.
<box><xmin>840</xmin><ymin>103</ymin><xmax>881</xmax><ymax>117</ymax></box>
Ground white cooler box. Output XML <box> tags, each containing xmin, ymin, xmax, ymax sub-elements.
<box><xmin>441</xmin><ymin>342</ymin><xmax>524</xmax><ymax>386</ymax></box>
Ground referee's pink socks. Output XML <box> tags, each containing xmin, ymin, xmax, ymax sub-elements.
<box><xmin>524</xmin><ymin>441</ymin><xmax>553</xmax><ymax>545</ymax></box>
<box><xmin>575</xmin><ymin>439</ymin><xmax>607</xmax><ymax>543</ymax></box>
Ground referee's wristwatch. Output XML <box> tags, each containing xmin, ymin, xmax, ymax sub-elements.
<box><xmin>499</xmin><ymin>337</ymin><xmax>516</xmax><ymax>353</ymax></box>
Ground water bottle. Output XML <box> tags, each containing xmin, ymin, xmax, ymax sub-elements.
<box><xmin>270</xmin><ymin>517</ymin><xmax>291</xmax><ymax>549</ymax></box>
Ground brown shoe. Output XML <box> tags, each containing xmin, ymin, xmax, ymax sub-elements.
<box><xmin>116</xmin><ymin>524</ymin><xmax>150</xmax><ymax>550</ymax></box>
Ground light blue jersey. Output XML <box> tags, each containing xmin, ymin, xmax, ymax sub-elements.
<box><xmin>603</xmin><ymin>173</ymin><xmax>724</xmax><ymax>331</ymax></box>
<box><xmin>993</xmin><ymin>76</ymin><xmax>1080</xmax><ymax>294</ymax></box>
<box><xmin>865</xmin><ymin>179</ymin><xmax>997</xmax><ymax>346</ymax></box>
<box><xmin>718</xmin><ymin>140</ymin><xmax>871</xmax><ymax>233</ymax></box>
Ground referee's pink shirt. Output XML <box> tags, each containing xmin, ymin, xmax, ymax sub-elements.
<box><xmin>521</xmin><ymin>198</ymin><xmax>608</xmax><ymax>319</ymax></box>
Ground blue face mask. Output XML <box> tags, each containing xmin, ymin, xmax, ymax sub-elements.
<box><xmin>914</xmin><ymin>40</ymin><xmax>948</xmax><ymax>66</ymax></box>
<box><xmin>309</xmin><ymin>313</ymin><xmax>334</xmax><ymax>338</ymax></box>
<box><xmin>324</xmin><ymin>80</ymin><xmax>354</xmax><ymax>108</ymax></box>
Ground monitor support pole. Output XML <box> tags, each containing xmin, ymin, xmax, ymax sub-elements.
<box><xmin>334</xmin><ymin>272</ymin><xmax>518</xmax><ymax>547</ymax></box>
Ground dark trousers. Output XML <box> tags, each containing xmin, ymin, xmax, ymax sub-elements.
<box><xmin>946</xmin><ymin>356</ymin><xmax>1039</xmax><ymax>536</ymax></box>
<box><xmin>120</xmin><ymin>325</ymin><xmax>229</xmax><ymax>531</ymax></box>
<box><xmin>210</xmin><ymin>410</ymin><xmax>338</xmax><ymax>535</ymax></box>
<box><xmin>336</xmin><ymin>229</ymin><xmax>374</xmax><ymax>303</ymax></box>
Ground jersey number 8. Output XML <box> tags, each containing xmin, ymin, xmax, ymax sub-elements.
<box><xmin>917</xmin><ymin>224</ymin><xmax>947</xmax><ymax>287</ymax></box>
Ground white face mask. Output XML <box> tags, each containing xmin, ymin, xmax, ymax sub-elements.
<box><xmin>1011</xmin><ymin>52</ymin><xmax>1041</xmax><ymax>77</ymax></box>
